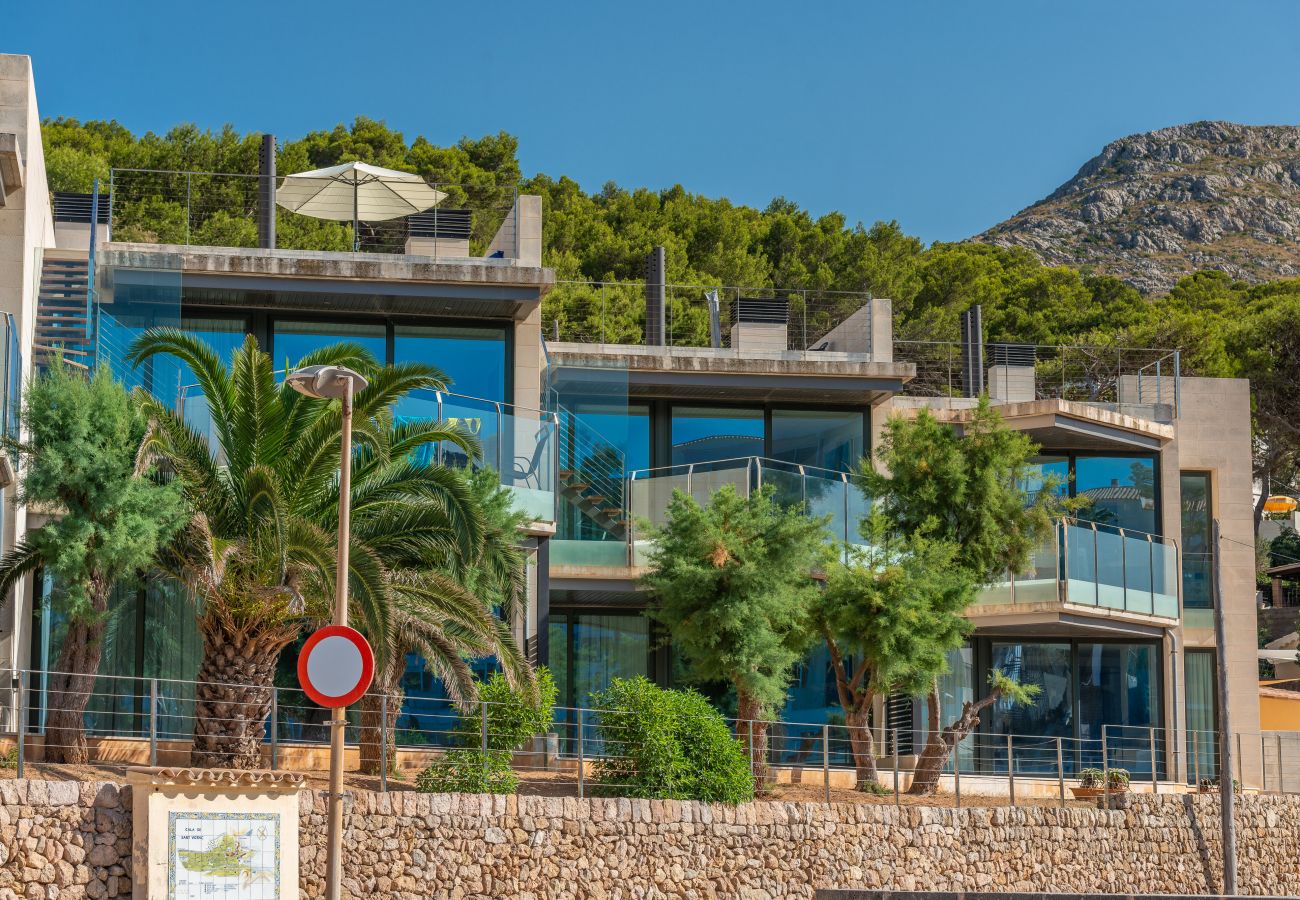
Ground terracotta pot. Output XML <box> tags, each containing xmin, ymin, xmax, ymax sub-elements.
<box><xmin>1070</xmin><ymin>785</ymin><xmax>1127</xmax><ymax>799</ymax></box>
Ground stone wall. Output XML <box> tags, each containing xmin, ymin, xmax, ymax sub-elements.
<box><xmin>300</xmin><ymin>791</ymin><xmax>1300</xmax><ymax>900</ymax></box>
<box><xmin>0</xmin><ymin>781</ymin><xmax>131</xmax><ymax>899</ymax></box>
<box><xmin>1</xmin><ymin>780</ymin><xmax>1299</xmax><ymax>899</ymax></box>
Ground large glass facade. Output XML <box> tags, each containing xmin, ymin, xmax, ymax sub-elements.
<box><xmin>670</xmin><ymin>407</ymin><xmax>764</xmax><ymax>465</ymax></box>
<box><xmin>549</xmin><ymin>612</ymin><xmax>652</xmax><ymax>711</ymax></box>
<box><xmin>1181</xmin><ymin>472</ymin><xmax>1214</xmax><ymax>608</ymax></box>
<box><xmin>394</xmin><ymin>324</ymin><xmax>509</xmax><ymax>402</ymax></box>
<box><xmin>270</xmin><ymin>320</ymin><xmax>388</xmax><ymax>368</ymax></box>
<box><xmin>1074</xmin><ymin>455</ymin><xmax>1158</xmax><ymax>533</ymax></box>
<box><xmin>1185</xmin><ymin>649</ymin><xmax>1219</xmax><ymax>782</ymax></box>
<box><xmin>984</xmin><ymin>639</ymin><xmax>1162</xmax><ymax>777</ymax></box>
<box><xmin>770</xmin><ymin>409</ymin><xmax>865</xmax><ymax>472</ymax></box>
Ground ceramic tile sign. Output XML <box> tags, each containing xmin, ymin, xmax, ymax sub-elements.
<box><xmin>169</xmin><ymin>811</ymin><xmax>280</xmax><ymax>898</ymax></box>
<box><xmin>129</xmin><ymin>767</ymin><xmax>305</xmax><ymax>900</ymax></box>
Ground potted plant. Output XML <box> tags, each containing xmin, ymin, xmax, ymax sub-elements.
<box><xmin>1071</xmin><ymin>767</ymin><xmax>1130</xmax><ymax>799</ymax></box>
<box><xmin>1198</xmin><ymin>776</ymin><xmax>1241</xmax><ymax>794</ymax></box>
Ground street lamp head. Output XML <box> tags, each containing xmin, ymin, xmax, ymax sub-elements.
<box><xmin>286</xmin><ymin>365</ymin><xmax>369</xmax><ymax>401</ymax></box>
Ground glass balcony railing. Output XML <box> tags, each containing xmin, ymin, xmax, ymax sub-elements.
<box><xmin>627</xmin><ymin>457</ymin><xmax>870</xmax><ymax>566</ymax></box>
<box><xmin>177</xmin><ymin>385</ymin><xmax>558</xmax><ymax>523</ymax></box>
<box><xmin>977</xmin><ymin>518</ymin><xmax>1179</xmax><ymax>619</ymax></box>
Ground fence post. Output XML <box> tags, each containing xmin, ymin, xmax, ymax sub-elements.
<box><xmin>270</xmin><ymin>689</ymin><xmax>279</xmax><ymax>771</ymax></box>
<box><xmin>577</xmin><ymin>709</ymin><xmax>585</xmax><ymax>801</ymax></box>
<box><xmin>1278</xmin><ymin>734</ymin><xmax>1285</xmax><ymax>795</ymax></box>
<box><xmin>1057</xmin><ymin>737</ymin><xmax>1065</xmax><ymax>808</ymax></box>
<box><xmin>1236</xmin><ymin>732</ymin><xmax>1243</xmax><ymax>789</ymax></box>
<box><xmin>1261</xmin><ymin>734</ymin><xmax>1267</xmax><ymax>792</ymax></box>
<box><xmin>953</xmin><ymin>737</ymin><xmax>961</xmax><ymax>810</ymax></box>
<box><xmin>480</xmin><ymin>701</ymin><xmax>489</xmax><ymax>780</ymax></box>
<box><xmin>380</xmin><ymin>692</ymin><xmax>388</xmax><ymax>794</ymax></box>
<box><xmin>1102</xmin><ymin>724</ymin><xmax>1109</xmax><ymax>801</ymax></box>
<box><xmin>1150</xmin><ymin>727</ymin><xmax>1158</xmax><ymax>794</ymax></box>
<box><xmin>148</xmin><ymin>678</ymin><xmax>158</xmax><ymax>767</ymax></box>
<box><xmin>1192</xmin><ymin>729</ymin><xmax>1199</xmax><ymax>788</ymax></box>
<box><xmin>15</xmin><ymin>671</ymin><xmax>25</xmax><ymax>780</ymax></box>
<box><xmin>892</xmin><ymin>729</ymin><xmax>900</xmax><ymax>808</ymax></box>
<box><xmin>748</xmin><ymin>720</ymin><xmax>755</xmax><ymax>783</ymax></box>
<box><xmin>185</xmin><ymin>172</ymin><xmax>192</xmax><ymax>246</ymax></box>
<box><xmin>822</xmin><ymin>723</ymin><xmax>831</xmax><ymax>806</ymax></box>
<box><xmin>1007</xmin><ymin>734</ymin><xmax>1015</xmax><ymax>806</ymax></box>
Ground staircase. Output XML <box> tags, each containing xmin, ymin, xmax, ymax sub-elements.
<box><xmin>556</xmin><ymin>408</ymin><xmax>629</xmax><ymax>540</ymax></box>
<box><xmin>33</xmin><ymin>251</ymin><xmax>93</xmax><ymax>369</ymax></box>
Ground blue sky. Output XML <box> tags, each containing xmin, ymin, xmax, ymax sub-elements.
<box><xmin>11</xmin><ymin>0</ymin><xmax>1300</xmax><ymax>243</ymax></box>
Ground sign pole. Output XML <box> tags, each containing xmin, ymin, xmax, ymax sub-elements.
<box><xmin>325</xmin><ymin>377</ymin><xmax>354</xmax><ymax>900</ymax></box>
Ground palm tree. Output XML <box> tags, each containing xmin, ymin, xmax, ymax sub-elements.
<box><xmin>355</xmin><ymin>467</ymin><xmax>534</xmax><ymax>775</ymax></box>
<box><xmin>129</xmin><ymin>330</ymin><xmax>484</xmax><ymax>768</ymax></box>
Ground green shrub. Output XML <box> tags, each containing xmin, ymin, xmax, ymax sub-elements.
<box><xmin>1078</xmin><ymin>767</ymin><xmax>1129</xmax><ymax>790</ymax></box>
<box><xmin>589</xmin><ymin>676</ymin><xmax>753</xmax><ymax>804</ymax></box>
<box><xmin>857</xmin><ymin>779</ymin><xmax>892</xmax><ymax>796</ymax></box>
<box><xmin>415</xmin><ymin>750</ymin><xmax>518</xmax><ymax>794</ymax></box>
<box><xmin>0</xmin><ymin>747</ymin><xmax>17</xmax><ymax>769</ymax></box>
<box><xmin>415</xmin><ymin>668</ymin><xmax>557</xmax><ymax>794</ymax></box>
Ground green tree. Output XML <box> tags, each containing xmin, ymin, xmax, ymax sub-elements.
<box><xmin>641</xmin><ymin>484</ymin><xmax>828</xmax><ymax>785</ymax></box>
<box><xmin>355</xmin><ymin>467</ymin><xmax>534</xmax><ymax>775</ymax></box>
<box><xmin>817</xmin><ymin>513</ymin><xmax>975</xmax><ymax>787</ymax></box>
<box><xmin>0</xmin><ymin>361</ymin><xmax>185</xmax><ymax>763</ymax></box>
<box><xmin>855</xmin><ymin>401</ymin><xmax>1063</xmax><ymax>794</ymax></box>
<box><xmin>129</xmin><ymin>331</ymin><xmax>485</xmax><ymax>768</ymax></box>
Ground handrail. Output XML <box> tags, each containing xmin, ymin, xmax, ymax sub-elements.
<box><xmin>628</xmin><ymin>455</ymin><xmax>862</xmax><ymax>484</ymax></box>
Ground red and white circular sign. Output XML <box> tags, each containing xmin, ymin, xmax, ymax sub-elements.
<box><xmin>297</xmin><ymin>625</ymin><xmax>375</xmax><ymax>708</ymax></box>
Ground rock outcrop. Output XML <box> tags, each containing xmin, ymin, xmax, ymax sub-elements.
<box><xmin>975</xmin><ymin>121</ymin><xmax>1300</xmax><ymax>293</ymax></box>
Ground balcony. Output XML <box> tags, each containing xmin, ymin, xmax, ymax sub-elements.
<box><xmin>96</xmin><ymin>168</ymin><xmax>537</xmax><ymax>264</ymax></box>
<box><xmin>177</xmin><ymin>384</ymin><xmax>558</xmax><ymax>524</ymax></box>
<box><xmin>894</xmin><ymin>341</ymin><xmax>1181</xmax><ymax>421</ymax></box>
<box><xmin>977</xmin><ymin>518</ymin><xmax>1180</xmax><ymax>621</ymax></box>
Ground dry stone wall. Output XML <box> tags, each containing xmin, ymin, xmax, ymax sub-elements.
<box><xmin>0</xmin><ymin>779</ymin><xmax>1299</xmax><ymax>899</ymax></box>
<box><xmin>299</xmin><ymin>791</ymin><xmax>1300</xmax><ymax>900</ymax></box>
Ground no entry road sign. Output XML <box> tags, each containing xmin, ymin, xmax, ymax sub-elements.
<box><xmin>297</xmin><ymin>624</ymin><xmax>375</xmax><ymax>708</ymax></box>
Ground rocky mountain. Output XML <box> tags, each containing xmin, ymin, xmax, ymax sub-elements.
<box><xmin>975</xmin><ymin>121</ymin><xmax>1300</xmax><ymax>293</ymax></box>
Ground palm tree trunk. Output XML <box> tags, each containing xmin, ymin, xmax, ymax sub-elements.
<box><xmin>190</xmin><ymin>615</ymin><xmax>287</xmax><ymax>769</ymax></box>
<box><xmin>358</xmin><ymin>665</ymin><xmax>401</xmax><ymax>776</ymax></box>
<box><xmin>44</xmin><ymin>617</ymin><xmax>107</xmax><ymax>765</ymax></box>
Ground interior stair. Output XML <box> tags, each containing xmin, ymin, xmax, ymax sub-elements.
<box><xmin>33</xmin><ymin>251</ymin><xmax>92</xmax><ymax>369</ymax></box>
<box><xmin>556</xmin><ymin>410</ymin><xmax>629</xmax><ymax>540</ymax></box>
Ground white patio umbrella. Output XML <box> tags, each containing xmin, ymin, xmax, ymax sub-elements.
<box><xmin>275</xmin><ymin>161</ymin><xmax>447</xmax><ymax>250</ymax></box>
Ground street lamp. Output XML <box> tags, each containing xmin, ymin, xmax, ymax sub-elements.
<box><xmin>286</xmin><ymin>364</ymin><xmax>368</xmax><ymax>900</ymax></box>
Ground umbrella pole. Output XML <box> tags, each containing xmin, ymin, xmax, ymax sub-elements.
<box><xmin>353</xmin><ymin>177</ymin><xmax>359</xmax><ymax>252</ymax></box>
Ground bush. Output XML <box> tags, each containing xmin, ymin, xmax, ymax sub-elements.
<box><xmin>415</xmin><ymin>750</ymin><xmax>518</xmax><ymax>794</ymax></box>
<box><xmin>1078</xmin><ymin>767</ymin><xmax>1129</xmax><ymax>790</ymax></box>
<box><xmin>415</xmin><ymin>668</ymin><xmax>557</xmax><ymax>795</ymax></box>
<box><xmin>0</xmin><ymin>747</ymin><xmax>17</xmax><ymax>769</ymax></box>
<box><xmin>589</xmin><ymin>677</ymin><xmax>753</xmax><ymax>804</ymax></box>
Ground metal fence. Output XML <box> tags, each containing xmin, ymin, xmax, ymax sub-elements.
<box><xmin>894</xmin><ymin>341</ymin><xmax>1181</xmax><ymax>417</ymax></box>
<box><xmin>106</xmin><ymin>168</ymin><xmax>520</xmax><ymax>258</ymax></box>
<box><xmin>543</xmin><ymin>281</ymin><xmax>877</xmax><ymax>356</ymax></box>
<box><xmin>5</xmin><ymin>668</ymin><xmax>1298</xmax><ymax>805</ymax></box>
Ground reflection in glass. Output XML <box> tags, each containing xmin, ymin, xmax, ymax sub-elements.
<box><xmin>271</xmin><ymin>320</ymin><xmax>387</xmax><ymax>368</ymax></box>
<box><xmin>670</xmin><ymin>407</ymin><xmax>764</xmax><ymax>465</ymax></box>
<box><xmin>988</xmin><ymin>642</ymin><xmax>1073</xmax><ymax>774</ymax></box>
<box><xmin>1075</xmin><ymin>456</ymin><xmax>1157</xmax><ymax>533</ymax></box>
<box><xmin>1077</xmin><ymin>642</ymin><xmax>1160</xmax><ymax>777</ymax></box>
<box><xmin>770</xmin><ymin>409</ymin><xmax>865</xmax><ymax>473</ymax></box>
<box><xmin>394</xmin><ymin>324</ymin><xmax>508</xmax><ymax>402</ymax></box>
<box><xmin>1181</xmin><ymin>472</ymin><xmax>1214</xmax><ymax>609</ymax></box>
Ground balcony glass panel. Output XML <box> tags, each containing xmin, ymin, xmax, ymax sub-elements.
<box><xmin>1093</xmin><ymin>526</ymin><xmax>1127</xmax><ymax>609</ymax></box>
<box><xmin>1064</xmin><ymin>522</ymin><xmax>1099</xmax><ymax>606</ymax></box>
<box><xmin>1124</xmin><ymin>533</ymin><xmax>1156</xmax><ymax>616</ymax></box>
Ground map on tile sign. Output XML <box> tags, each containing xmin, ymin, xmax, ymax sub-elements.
<box><xmin>168</xmin><ymin>811</ymin><xmax>280</xmax><ymax>899</ymax></box>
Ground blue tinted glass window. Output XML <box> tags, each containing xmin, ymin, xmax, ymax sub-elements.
<box><xmin>271</xmin><ymin>320</ymin><xmax>387</xmax><ymax>369</ymax></box>
<box><xmin>1074</xmin><ymin>456</ymin><xmax>1157</xmax><ymax>533</ymax></box>
<box><xmin>394</xmin><ymin>324</ymin><xmax>508</xmax><ymax>403</ymax></box>
<box><xmin>670</xmin><ymin>407</ymin><xmax>764</xmax><ymax>466</ymax></box>
<box><xmin>770</xmin><ymin>409</ymin><xmax>865</xmax><ymax>473</ymax></box>
<box><xmin>1181</xmin><ymin>472</ymin><xmax>1213</xmax><ymax>609</ymax></box>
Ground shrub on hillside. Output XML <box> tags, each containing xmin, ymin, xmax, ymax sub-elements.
<box><xmin>589</xmin><ymin>677</ymin><xmax>753</xmax><ymax>804</ymax></box>
<box><xmin>415</xmin><ymin>669</ymin><xmax>557</xmax><ymax>794</ymax></box>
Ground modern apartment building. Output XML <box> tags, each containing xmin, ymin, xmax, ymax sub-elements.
<box><xmin>0</xmin><ymin>54</ymin><xmax>1264</xmax><ymax>785</ymax></box>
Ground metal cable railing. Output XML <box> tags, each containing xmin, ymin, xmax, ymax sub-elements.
<box><xmin>6</xmin><ymin>666</ymin><xmax>1292</xmax><ymax>804</ymax></box>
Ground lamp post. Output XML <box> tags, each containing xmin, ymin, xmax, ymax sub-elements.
<box><xmin>286</xmin><ymin>364</ymin><xmax>368</xmax><ymax>900</ymax></box>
